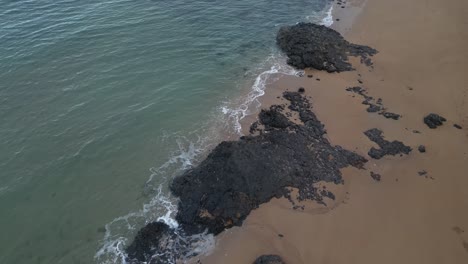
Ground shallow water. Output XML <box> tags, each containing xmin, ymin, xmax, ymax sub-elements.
<box><xmin>0</xmin><ymin>0</ymin><xmax>331</xmax><ymax>263</ymax></box>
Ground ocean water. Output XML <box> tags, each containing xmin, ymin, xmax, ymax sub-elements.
<box><xmin>0</xmin><ymin>0</ymin><xmax>332</xmax><ymax>263</ymax></box>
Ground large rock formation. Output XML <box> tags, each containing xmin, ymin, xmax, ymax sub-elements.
<box><xmin>126</xmin><ymin>92</ymin><xmax>367</xmax><ymax>263</ymax></box>
<box><xmin>277</xmin><ymin>23</ymin><xmax>377</xmax><ymax>71</ymax></box>
<box><xmin>171</xmin><ymin>92</ymin><xmax>367</xmax><ymax>236</ymax></box>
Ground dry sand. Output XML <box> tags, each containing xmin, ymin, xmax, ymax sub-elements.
<box><xmin>197</xmin><ymin>0</ymin><xmax>468</xmax><ymax>263</ymax></box>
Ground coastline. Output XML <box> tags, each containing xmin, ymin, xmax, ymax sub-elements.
<box><xmin>198</xmin><ymin>0</ymin><xmax>468</xmax><ymax>263</ymax></box>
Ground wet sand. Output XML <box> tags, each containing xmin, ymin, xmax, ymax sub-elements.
<box><xmin>199</xmin><ymin>0</ymin><xmax>468</xmax><ymax>263</ymax></box>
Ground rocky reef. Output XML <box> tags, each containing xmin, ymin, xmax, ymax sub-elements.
<box><xmin>126</xmin><ymin>92</ymin><xmax>367</xmax><ymax>263</ymax></box>
<box><xmin>276</xmin><ymin>23</ymin><xmax>377</xmax><ymax>71</ymax></box>
<box><xmin>171</xmin><ymin>92</ymin><xmax>366</xmax><ymax>236</ymax></box>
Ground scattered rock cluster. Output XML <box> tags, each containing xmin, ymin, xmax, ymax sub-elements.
<box><xmin>346</xmin><ymin>86</ymin><xmax>401</xmax><ymax>120</ymax></box>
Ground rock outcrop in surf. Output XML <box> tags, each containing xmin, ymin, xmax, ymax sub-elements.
<box><xmin>276</xmin><ymin>23</ymin><xmax>377</xmax><ymax>71</ymax></box>
<box><xmin>126</xmin><ymin>92</ymin><xmax>367</xmax><ymax>263</ymax></box>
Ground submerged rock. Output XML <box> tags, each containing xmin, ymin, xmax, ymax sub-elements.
<box><xmin>276</xmin><ymin>23</ymin><xmax>377</xmax><ymax>72</ymax></box>
<box><xmin>126</xmin><ymin>222</ymin><xmax>178</xmax><ymax>264</ymax></box>
<box><xmin>254</xmin><ymin>255</ymin><xmax>286</xmax><ymax>264</ymax></box>
<box><xmin>424</xmin><ymin>113</ymin><xmax>446</xmax><ymax>128</ymax></box>
<box><xmin>364</xmin><ymin>128</ymin><xmax>412</xmax><ymax>159</ymax></box>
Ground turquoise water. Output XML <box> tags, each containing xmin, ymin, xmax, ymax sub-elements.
<box><xmin>0</xmin><ymin>0</ymin><xmax>331</xmax><ymax>263</ymax></box>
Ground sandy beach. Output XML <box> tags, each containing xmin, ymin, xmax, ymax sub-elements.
<box><xmin>198</xmin><ymin>0</ymin><xmax>468</xmax><ymax>263</ymax></box>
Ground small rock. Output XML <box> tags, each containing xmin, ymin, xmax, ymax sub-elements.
<box><xmin>278</xmin><ymin>234</ymin><xmax>284</xmax><ymax>238</ymax></box>
<box><xmin>418</xmin><ymin>170</ymin><xmax>427</xmax><ymax>176</ymax></box>
<box><xmin>367</xmin><ymin>104</ymin><xmax>381</xmax><ymax>113</ymax></box>
<box><xmin>424</xmin><ymin>113</ymin><xmax>446</xmax><ymax>129</ymax></box>
<box><xmin>418</xmin><ymin>145</ymin><xmax>426</xmax><ymax>153</ymax></box>
<box><xmin>381</xmin><ymin>112</ymin><xmax>401</xmax><ymax>120</ymax></box>
<box><xmin>370</xmin><ymin>172</ymin><xmax>381</xmax><ymax>181</ymax></box>
<box><xmin>307</xmin><ymin>74</ymin><xmax>313</xmax><ymax>78</ymax></box>
<box><xmin>254</xmin><ymin>255</ymin><xmax>285</xmax><ymax>264</ymax></box>
<box><xmin>454</xmin><ymin>124</ymin><xmax>462</xmax><ymax>129</ymax></box>
<box><xmin>298</xmin><ymin>87</ymin><xmax>305</xmax><ymax>93</ymax></box>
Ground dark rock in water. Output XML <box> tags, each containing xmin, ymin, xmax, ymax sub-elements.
<box><xmin>418</xmin><ymin>145</ymin><xmax>426</xmax><ymax>153</ymax></box>
<box><xmin>454</xmin><ymin>124</ymin><xmax>463</xmax><ymax>129</ymax></box>
<box><xmin>367</xmin><ymin>104</ymin><xmax>381</xmax><ymax>113</ymax></box>
<box><xmin>254</xmin><ymin>255</ymin><xmax>285</xmax><ymax>264</ymax></box>
<box><xmin>381</xmin><ymin>112</ymin><xmax>401</xmax><ymax>120</ymax></box>
<box><xmin>126</xmin><ymin>222</ymin><xmax>178</xmax><ymax>264</ymax></box>
<box><xmin>276</xmin><ymin>23</ymin><xmax>377</xmax><ymax>72</ymax></box>
<box><xmin>424</xmin><ymin>113</ymin><xmax>446</xmax><ymax>128</ymax></box>
<box><xmin>170</xmin><ymin>92</ymin><xmax>367</xmax><ymax>236</ymax></box>
<box><xmin>298</xmin><ymin>87</ymin><xmax>305</xmax><ymax>93</ymax></box>
<box><xmin>364</xmin><ymin>128</ymin><xmax>412</xmax><ymax>159</ymax></box>
<box><xmin>370</xmin><ymin>171</ymin><xmax>381</xmax><ymax>181</ymax></box>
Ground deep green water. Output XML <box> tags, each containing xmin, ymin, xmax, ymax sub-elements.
<box><xmin>0</xmin><ymin>0</ymin><xmax>331</xmax><ymax>263</ymax></box>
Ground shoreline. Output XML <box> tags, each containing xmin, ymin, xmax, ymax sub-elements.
<box><xmin>198</xmin><ymin>0</ymin><xmax>468</xmax><ymax>263</ymax></box>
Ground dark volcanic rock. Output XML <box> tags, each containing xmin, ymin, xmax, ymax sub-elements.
<box><xmin>126</xmin><ymin>222</ymin><xmax>177</xmax><ymax>264</ymax></box>
<box><xmin>364</xmin><ymin>128</ymin><xmax>412</xmax><ymax>159</ymax></box>
<box><xmin>424</xmin><ymin>113</ymin><xmax>446</xmax><ymax>128</ymax></box>
<box><xmin>345</xmin><ymin>86</ymin><xmax>401</xmax><ymax>119</ymax></box>
<box><xmin>418</xmin><ymin>145</ymin><xmax>426</xmax><ymax>153</ymax></box>
<box><xmin>259</xmin><ymin>106</ymin><xmax>292</xmax><ymax>130</ymax></box>
<box><xmin>370</xmin><ymin>171</ymin><xmax>381</xmax><ymax>181</ymax></box>
<box><xmin>276</xmin><ymin>23</ymin><xmax>377</xmax><ymax>72</ymax></box>
<box><xmin>128</xmin><ymin>93</ymin><xmax>367</xmax><ymax>263</ymax></box>
<box><xmin>367</xmin><ymin>104</ymin><xmax>381</xmax><ymax>113</ymax></box>
<box><xmin>170</xmin><ymin>92</ymin><xmax>367</xmax><ymax>236</ymax></box>
<box><xmin>381</xmin><ymin>112</ymin><xmax>401</xmax><ymax>120</ymax></box>
<box><xmin>253</xmin><ymin>255</ymin><xmax>285</xmax><ymax>264</ymax></box>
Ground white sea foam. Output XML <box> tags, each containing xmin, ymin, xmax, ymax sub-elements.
<box><xmin>221</xmin><ymin>54</ymin><xmax>301</xmax><ymax>135</ymax></box>
<box><xmin>95</xmin><ymin>132</ymin><xmax>216</xmax><ymax>264</ymax></box>
<box><xmin>320</xmin><ymin>5</ymin><xmax>334</xmax><ymax>27</ymax></box>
